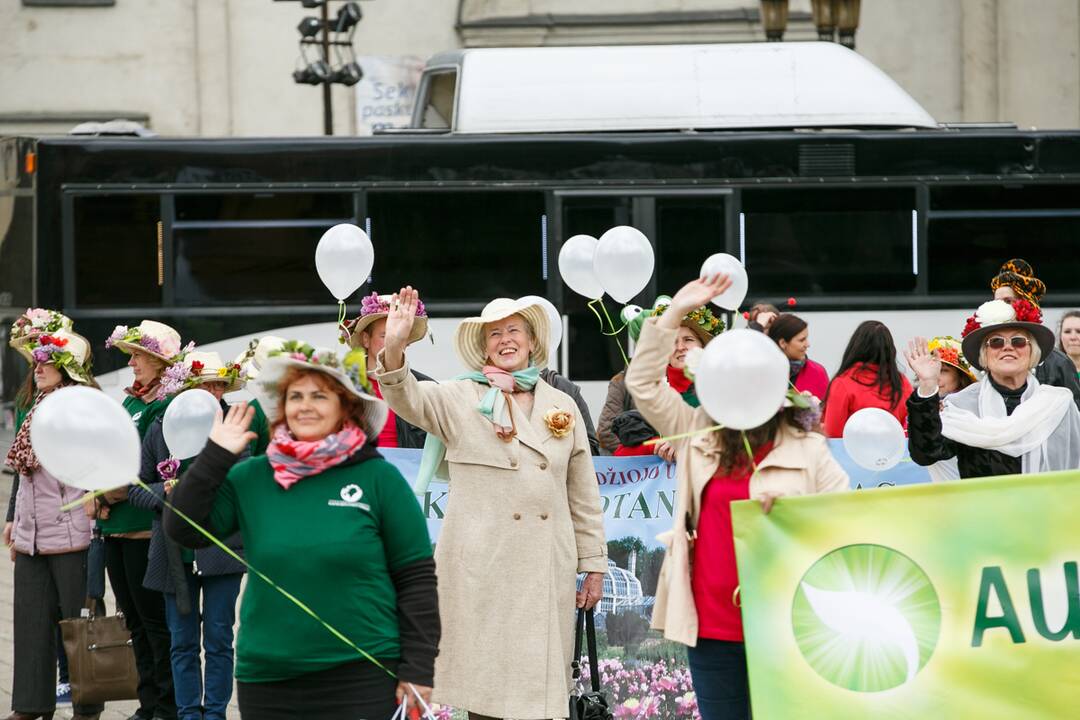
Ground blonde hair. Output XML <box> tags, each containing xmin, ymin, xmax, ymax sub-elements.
<box><xmin>978</xmin><ymin>329</ymin><xmax>1041</xmax><ymax>372</ymax></box>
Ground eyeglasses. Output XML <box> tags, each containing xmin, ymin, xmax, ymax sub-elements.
<box><xmin>985</xmin><ymin>336</ymin><xmax>1029</xmax><ymax>350</ymax></box>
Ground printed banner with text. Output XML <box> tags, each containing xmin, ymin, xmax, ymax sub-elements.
<box><xmin>731</xmin><ymin>470</ymin><xmax>1080</xmax><ymax>720</ymax></box>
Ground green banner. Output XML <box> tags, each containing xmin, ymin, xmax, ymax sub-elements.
<box><xmin>732</xmin><ymin>471</ymin><xmax>1080</xmax><ymax>719</ymax></box>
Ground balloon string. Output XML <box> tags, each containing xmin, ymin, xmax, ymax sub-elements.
<box><xmin>644</xmin><ymin>424</ymin><xmax>724</xmax><ymax>446</ymax></box>
<box><xmin>596</xmin><ymin>298</ymin><xmax>630</xmax><ymax>366</ymax></box>
<box><xmin>123</xmin><ymin>478</ymin><xmax>397</xmax><ymax>679</ymax></box>
<box><xmin>741</xmin><ymin>430</ymin><xmax>760</xmax><ymax>477</ymax></box>
<box><xmin>586</xmin><ymin>299</ymin><xmax>606</xmax><ymax>330</ymax></box>
<box><xmin>337</xmin><ymin>300</ymin><xmax>349</xmax><ymax>344</ymax></box>
<box><xmin>60</xmin><ymin>487</ymin><xmax>111</xmax><ymax>513</ymax></box>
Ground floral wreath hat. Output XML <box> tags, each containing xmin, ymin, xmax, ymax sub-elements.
<box><xmin>927</xmin><ymin>336</ymin><xmax>977</xmax><ymax>382</ymax></box>
<box><xmin>623</xmin><ymin>296</ymin><xmax>725</xmax><ymax>345</ymax></box>
<box><xmin>10</xmin><ymin>308</ymin><xmax>73</xmax><ymax>363</ymax></box>
<box><xmin>159</xmin><ymin>350</ymin><xmax>247</xmax><ymax>399</ymax></box>
<box><xmin>960</xmin><ymin>299</ymin><xmax>1055</xmax><ymax>372</ymax></box>
<box><xmin>342</xmin><ymin>292</ymin><xmax>428</xmax><ymax>348</ymax></box>
<box><xmin>251</xmin><ymin>340</ymin><xmax>388</xmax><ymax>439</ymax></box>
<box><xmin>106</xmin><ymin>320</ymin><xmax>192</xmax><ymax>365</ymax></box>
<box><xmin>23</xmin><ymin>330</ymin><xmax>93</xmax><ymax>385</ymax></box>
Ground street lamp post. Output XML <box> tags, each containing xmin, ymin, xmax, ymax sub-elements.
<box><xmin>282</xmin><ymin>0</ymin><xmax>366</xmax><ymax>136</ymax></box>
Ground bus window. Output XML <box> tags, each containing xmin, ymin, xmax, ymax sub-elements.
<box><xmin>366</xmin><ymin>190</ymin><xmax>546</xmax><ymax>300</ymax></box>
<box><xmin>742</xmin><ymin>187</ymin><xmax>917</xmax><ymax>296</ymax></box>
<box><xmin>927</xmin><ymin>184</ymin><xmax>1080</xmax><ymax>295</ymax></box>
<box><xmin>172</xmin><ymin>192</ymin><xmax>355</xmax><ymax>305</ymax></box>
<box><xmin>656</xmin><ymin>198</ymin><xmax>727</xmax><ymax>293</ymax></box>
<box><xmin>74</xmin><ymin>195</ymin><xmax>163</xmax><ymax>307</ymax></box>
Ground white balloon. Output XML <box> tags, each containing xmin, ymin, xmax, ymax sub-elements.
<box><xmin>29</xmin><ymin>386</ymin><xmax>141</xmax><ymax>491</ymax></box>
<box><xmin>518</xmin><ymin>295</ymin><xmax>563</xmax><ymax>365</ymax></box>
<box><xmin>842</xmin><ymin>408</ymin><xmax>906</xmax><ymax>471</ymax></box>
<box><xmin>558</xmin><ymin>235</ymin><xmax>604</xmax><ymax>300</ymax></box>
<box><xmin>315</xmin><ymin>224</ymin><xmax>375</xmax><ymax>300</ymax></box>
<box><xmin>700</xmin><ymin>253</ymin><xmax>749</xmax><ymax>310</ymax></box>
<box><xmin>594</xmin><ymin>226</ymin><xmax>655</xmax><ymax>304</ymax></box>
<box><xmin>694</xmin><ymin>329</ymin><xmax>789</xmax><ymax>430</ymax></box>
<box><xmin>163</xmin><ymin>389</ymin><xmax>221</xmax><ymax>460</ymax></box>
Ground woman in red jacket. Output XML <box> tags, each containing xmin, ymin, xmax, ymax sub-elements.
<box><xmin>767</xmin><ymin>314</ymin><xmax>830</xmax><ymax>400</ymax></box>
<box><xmin>822</xmin><ymin>320</ymin><xmax>912</xmax><ymax>438</ymax></box>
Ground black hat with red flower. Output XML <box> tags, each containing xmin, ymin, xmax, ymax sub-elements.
<box><xmin>960</xmin><ymin>298</ymin><xmax>1055</xmax><ymax>371</ymax></box>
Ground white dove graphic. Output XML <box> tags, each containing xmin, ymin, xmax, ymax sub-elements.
<box><xmin>801</xmin><ymin>582</ymin><xmax>921</xmax><ymax>685</ymax></box>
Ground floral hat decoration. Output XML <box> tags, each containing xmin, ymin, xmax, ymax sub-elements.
<box><xmin>342</xmin><ymin>292</ymin><xmax>428</xmax><ymax>348</ymax></box>
<box><xmin>623</xmin><ymin>296</ymin><xmax>725</xmax><ymax>346</ymax></box>
<box><xmin>159</xmin><ymin>350</ymin><xmax>247</xmax><ymax>399</ymax></box>
<box><xmin>106</xmin><ymin>320</ymin><xmax>192</xmax><ymax>365</ymax></box>
<box><xmin>233</xmin><ymin>335</ymin><xmax>287</xmax><ymax>382</ymax></box>
<box><xmin>10</xmin><ymin>308</ymin><xmax>73</xmax><ymax>363</ymax></box>
<box><xmin>22</xmin><ymin>329</ymin><xmax>93</xmax><ymax>384</ymax></box>
<box><xmin>927</xmin><ymin>336</ymin><xmax>977</xmax><ymax>382</ymax></box>
<box><xmin>960</xmin><ymin>299</ymin><xmax>1055</xmax><ymax>371</ymax></box>
<box><xmin>251</xmin><ymin>340</ymin><xmax>387</xmax><ymax>438</ymax></box>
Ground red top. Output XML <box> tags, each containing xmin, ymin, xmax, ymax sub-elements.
<box><xmin>821</xmin><ymin>363</ymin><xmax>912</xmax><ymax>438</ymax></box>
<box><xmin>793</xmin><ymin>358</ymin><xmax>830</xmax><ymax>401</ymax></box>
<box><xmin>369</xmin><ymin>378</ymin><xmax>399</xmax><ymax>448</ymax></box>
<box><xmin>692</xmin><ymin>442</ymin><xmax>774</xmax><ymax>642</ymax></box>
<box><xmin>614</xmin><ymin>443</ymin><xmax>656</xmax><ymax>456</ymax></box>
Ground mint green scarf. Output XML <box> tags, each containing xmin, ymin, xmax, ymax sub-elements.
<box><xmin>414</xmin><ymin>366</ymin><xmax>540</xmax><ymax>496</ymax></box>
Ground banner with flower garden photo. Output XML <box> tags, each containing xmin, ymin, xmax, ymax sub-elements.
<box><xmin>378</xmin><ymin>448</ymin><xmax>930</xmax><ymax>719</ymax></box>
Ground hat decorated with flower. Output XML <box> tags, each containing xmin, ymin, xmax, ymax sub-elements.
<box><xmin>159</xmin><ymin>350</ymin><xmax>247</xmax><ymax>399</ymax></box>
<box><xmin>990</xmin><ymin>258</ymin><xmax>1046</xmax><ymax>306</ymax></box>
<box><xmin>960</xmin><ymin>298</ymin><xmax>1054</xmax><ymax>371</ymax></box>
<box><xmin>233</xmin><ymin>335</ymin><xmax>287</xmax><ymax>381</ymax></box>
<box><xmin>10</xmin><ymin>308</ymin><xmax>73</xmax><ymax>363</ymax></box>
<box><xmin>927</xmin><ymin>336</ymin><xmax>977</xmax><ymax>382</ymax></box>
<box><xmin>342</xmin><ymin>292</ymin><xmax>428</xmax><ymax>349</ymax></box>
<box><xmin>623</xmin><ymin>296</ymin><xmax>724</xmax><ymax>346</ymax></box>
<box><xmin>252</xmin><ymin>340</ymin><xmax>387</xmax><ymax>438</ymax></box>
<box><xmin>105</xmin><ymin>320</ymin><xmax>191</xmax><ymax>365</ymax></box>
<box><xmin>23</xmin><ymin>330</ymin><xmax>93</xmax><ymax>384</ymax></box>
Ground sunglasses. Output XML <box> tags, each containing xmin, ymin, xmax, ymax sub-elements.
<box><xmin>985</xmin><ymin>336</ymin><xmax>1029</xmax><ymax>350</ymax></box>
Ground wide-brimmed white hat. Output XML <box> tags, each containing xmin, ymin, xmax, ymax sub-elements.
<box><xmin>344</xmin><ymin>293</ymin><xmax>428</xmax><ymax>349</ymax></box>
<box><xmin>252</xmin><ymin>340</ymin><xmax>387</xmax><ymax>438</ymax></box>
<box><xmin>182</xmin><ymin>351</ymin><xmax>247</xmax><ymax>394</ymax></box>
<box><xmin>106</xmin><ymin>320</ymin><xmax>187</xmax><ymax>365</ymax></box>
<box><xmin>234</xmin><ymin>335</ymin><xmax>287</xmax><ymax>381</ymax></box>
<box><xmin>10</xmin><ymin>308</ymin><xmax>74</xmax><ymax>363</ymax></box>
<box><xmin>453</xmin><ymin>298</ymin><xmax>549</xmax><ymax>372</ymax></box>
<box><xmin>23</xmin><ymin>329</ymin><xmax>93</xmax><ymax>385</ymax></box>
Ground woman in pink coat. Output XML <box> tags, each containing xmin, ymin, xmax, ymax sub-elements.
<box><xmin>767</xmin><ymin>314</ymin><xmax>829</xmax><ymax>400</ymax></box>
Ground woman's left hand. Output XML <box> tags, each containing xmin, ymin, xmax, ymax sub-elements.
<box><xmin>395</xmin><ymin>681</ymin><xmax>433</xmax><ymax>713</ymax></box>
<box><xmin>577</xmin><ymin>571</ymin><xmax>604</xmax><ymax>609</ymax></box>
<box><xmin>758</xmin><ymin>491</ymin><xmax>786</xmax><ymax>515</ymax></box>
<box><xmin>654</xmin><ymin>441</ymin><xmax>676</xmax><ymax>463</ymax></box>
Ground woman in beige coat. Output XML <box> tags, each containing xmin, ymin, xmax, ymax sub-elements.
<box><xmin>626</xmin><ymin>275</ymin><xmax>848</xmax><ymax>720</ymax></box>
<box><xmin>376</xmin><ymin>287</ymin><xmax>608</xmax><ymax>720</ymax></box>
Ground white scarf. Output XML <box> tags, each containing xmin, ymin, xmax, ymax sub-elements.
<box><xmin>939</xmin><ymin>375</ymin><xmax>1080</xmax><ymax>474</ymax></box>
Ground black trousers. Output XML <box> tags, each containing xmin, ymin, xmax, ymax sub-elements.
<box><xmin>11</xmin><ymin>550</ymin><xmax>103</xmax><ymax>716</ymax></box>
<box><xmin>686</xmin><ymin>638</ymin><xmax>751</xmax><ymax>720</ymax></box>
<box><xmin>236</xmin><ymin>659</ymin><xmax>398</xmax><ymax>720</ymax></box>
<box><xmin>105</xmin><ymin>536</ymin><xmax>177</xmax><ymax>719</ymax></box>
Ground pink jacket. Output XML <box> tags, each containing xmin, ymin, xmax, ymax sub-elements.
<box><xmin>12</xmin><ymin>467</ymin><xmax>93</xmax><ymax>555</ymax></box>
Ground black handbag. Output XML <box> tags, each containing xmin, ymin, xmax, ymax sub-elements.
<box><xmin>569</xmin><ymin>608</ymin><xmax>613</xmax><ymax>720</ymax></box>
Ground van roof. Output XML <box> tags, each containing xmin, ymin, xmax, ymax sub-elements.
<box><xmin>422</xmin><ymin>42</ymin><xmax>937</xmax><ymax>134</ymax></box>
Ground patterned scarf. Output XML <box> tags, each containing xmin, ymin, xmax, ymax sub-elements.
<box><xmin>266</xmin><ymin>421</ymin><xmax>368</xmax><ymax>490</ymax></box>
<box><xmin>667</xmin><ymin>364</ymin><xmax>699</xmax><ymax>408</ymax></box>
<box><xmin>413</xmin><ymin>365</ymin><xmax>540</xmax><ymax>497</ymax></box>
<box><xmin>5</xmin><ymin>390</ymin><xmax>52</xmax><ymax>477</ymax></box>
<box><xmin>125</xmin><ymin>377</ymin><xmax>162</xmax><ymax>401</ymax></box>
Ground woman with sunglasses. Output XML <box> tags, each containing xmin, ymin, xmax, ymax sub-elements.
<box><xmin>905</xmin><ymin>299</ymin><xmax>1080</xmax><ymax>479</ymax></box>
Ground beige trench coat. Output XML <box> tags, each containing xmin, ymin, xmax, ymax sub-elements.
<box><xmin>625</xmin><ymin>319</ymin><xmax>849</xmax><ymax>646</ymax></box>
<box><xmin>376</xmin><ymin>355</ymin><xmax>608</xmax><ymax>719</ymax></box>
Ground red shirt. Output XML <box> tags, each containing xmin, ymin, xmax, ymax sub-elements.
<box><xmin>369</xmin><ymin>378</ymin><xmax>399</xmax><ymax>448</ymax></box>
<box><xmin>822</xmin><ymin>363</ymin><xmax>912</xmax><ymax>438</ymax></box>
<box><xmin>692</xmin><ymin>442</ymin><xmax>774</xmax><ymax>642</ymax></box>
<box><xmin>793</xmin><ymin>358</ymin><xmax>830</xmax><ymax>401</ymax></box>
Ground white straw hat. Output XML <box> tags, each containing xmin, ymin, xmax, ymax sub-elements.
<box><xmin>452</xmin><ymin>298</ymin><xmax>550</xmax><ymax>372</ymax></box>
<box><xmin>234</xmin><ymin>335</ymin><xmax>287</xmax><ymax>381</ymax></box>
<box><xmin>251</xmin><ymin>340</ymin><xmax>388</xmax><ymax>438</ymax></box>
<box><xmin>106</xmin><ymin>320</ymin><xmax>187</xmax><ymax>365</ymax></box>
<box><xmin>23</xmin><ymin>329</ymin><xmax>93</xmax><ymax>385</ymax></box>
<box><xmin>182</xmin><ymin>351</ymin><xmax>247</xmax><ymax>394</ymax></box>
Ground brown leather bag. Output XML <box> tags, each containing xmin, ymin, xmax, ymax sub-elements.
<box><xmin>59</xmin><ymin>597</ymin><xmax>140</xmax><ymax>705</ymax></box>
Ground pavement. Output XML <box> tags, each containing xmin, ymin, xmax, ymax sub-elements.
<box><xmin>0</xmin><ymin>426</ymin><xmax>243</xmax><ymax>719</ymax></box>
